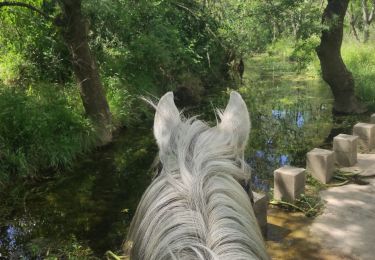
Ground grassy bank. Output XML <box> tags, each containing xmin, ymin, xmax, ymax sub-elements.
<box><xmin>342</xmin><ymin>41</ymin><xmax>375</xmax><ymax>110</ymax></box>
<box><xmin>0</xmin><ymin>84</ymin><xmax>94</xmax><ymax>181</ymax></box>
<box><xmin>268</xmin><ymin>37</ymin><xmax>375</xmax><ymax>111</ymax></box>
<box><xmin>0</xmin><ymin>82</ymin><xmax>135</xmax><ymax>182</ymax></box>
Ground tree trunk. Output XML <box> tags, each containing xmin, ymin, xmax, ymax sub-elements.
<box><xmin>362</xmin><ymin>0</ymin><xmax>370</xmax><ymax>42</ymax></box>
<box><xmin>316</xmin><ymin>0</ymin><xmax>366</xmax><ymax>114</ymax></box>
<box><xmin>58</xmin><ymin>0</ymin><xmax>112</xmax><ymax>145</ymax></box>
<box><xmin>363</xmin><ymin>23</ymin><xmax>370</xmax><ymax>42</ymax></box>
<box><xmin>361</xmin><ymin>0</ymin><xmax>375</xmax><ymax>43</ymax></box>
<box><xmin>348</xmin><ymin>3</ymin><xmax>361</xmax><ymax>42</ymax></box>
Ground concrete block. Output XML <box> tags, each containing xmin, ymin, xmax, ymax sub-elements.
<box><xmin>333</xmin><ymin>134</ymin><xmax>358</xmax><ymax>153</ymax></box>
<box><xmin>274</xmin><ymin>166</ymin><xmax>305</xmax><ymax>202</ymax></box>
<box><xmin>353</xmin><ymin>123</ymin><xmax>375</xmax><ymax>151</ymax></box>
<box><xmin>371</xmin><ymin>114</ymin><xmax>375</xmax><ymax>124</ymax></box>
<box><xmin>253</xmin><ymin>192</ymin><xmax>268</xmax><ymax>237</ymax></box>
<box><xmin>306</xmin><ymin>148</ymin><xmax>334</xmax><ymax>184</ymax></box>
<box><xmin>334</xmin><ymin>151</ymin><xmax>357</xmax><ymax>167</ymax></box>
<box><xmin>333</xmin><ymin>134</ymin><xmax>358</xmax><ymax>167</ymax></box>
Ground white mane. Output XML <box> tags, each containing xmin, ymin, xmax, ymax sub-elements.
<box><xmin>125</xmin><ymin>92</ymin><xmax>269</xmax><ymax>260</ymax></box>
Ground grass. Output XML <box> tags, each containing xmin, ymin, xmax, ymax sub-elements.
<box><xmin>342</xmin><ymin>41</ymin><xmax>375</xmax><ymax>110</ymax></box>
<box><xmin>0</xmin><ymin>84</ymin><xmax>97</xmax><ymax>180</ymax></box>
<box><xmin>266</xmin><ymin>37</ymin><xmax>375</xmax><ymax>112</ymax></box>
<box><xmin>269</xmin><ymin>173</ymin><xmax>325</xmax><ymax>218</ymax></box>
<box><xmin>0</xmin><ymin>71</ymin><xmax>141</xmax><ymax>181</ymax></box>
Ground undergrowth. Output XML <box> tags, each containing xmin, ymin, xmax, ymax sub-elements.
<box><xmin>266</xmin><ymin>37</ymin><xmax>375</xmax><ymax>111</ymax></box>
<box><xmin>342</xmin><ymin>41</ymin><xmax>375</xmax><ymax>110</ymax></box>
<box><xmin>0</xmin><ymin>75</ymin><xmax>139</xmax><ymax>181</ymax></box>
<box><xmin>0</xmin><ymin>84</ymin><xmax>96</xmax><ymax>181</ymax></box>
<box><xmin>269</xmin><ymin>173</ymin><xmax>324</xmax><ymax>218</ymax></box>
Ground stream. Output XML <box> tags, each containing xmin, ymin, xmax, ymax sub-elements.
<box><xmin>1</xmin><ymin>55</ymin><xmax>343</xmax><ymax>259</ymax></box>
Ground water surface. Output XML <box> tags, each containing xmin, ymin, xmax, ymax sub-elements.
<box><xmin>0</xmin><ymin>55</ymin><xmax>336</xmax><ymax>258</ymax></box>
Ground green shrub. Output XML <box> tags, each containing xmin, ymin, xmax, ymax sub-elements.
<box><xmin>104</xmin><ymin>76</ymin><xmax>134</xmax><ymax>127</ymax></box>
<box><xmin>0</xmin><ymin>84</ymin><xmax>96</xmax><ymax>180</ymax></box>
<box><xmin>289</xmin><ymin>36</ymin><xmax>320</xmax><ymax>71</ymax></box>
<box><xmin>267</xmin><ymin>36</ymin><xmax>321</xmax><ymax>73</ymax></box>
<box><xmin>342</xmin><ymin>41</ymin><xmax>375</xmax><ymax>108</ymax></box>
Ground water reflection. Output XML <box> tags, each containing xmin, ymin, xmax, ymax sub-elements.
<box><xmin>227</xmin><ymin>56</ymin><xmax>332</xmax><ymax>193</ymax></box>
<box><xmin>0</xmin><ymin>56</ymin><xmax>335</xmax><ymax>258</ymax></box>
<box><xmin>271</xmin><ymin>110</ymin><xmax>305</xmax><ymax>128</ymax></box>
<box><xmin>0</xmin><ymin>127</ymin><xmax>157</xmax><ymax>258</ymax></box>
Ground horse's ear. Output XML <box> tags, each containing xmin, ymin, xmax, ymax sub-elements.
<box><xmin>154</xmin><ymin>92</ymin><xmax>180</xmax><ymax>150</ymax></box>
<box><xmin>219</xmin><ymin>91</ymin><xmax>251</xmax><ymax>149</ymax></box>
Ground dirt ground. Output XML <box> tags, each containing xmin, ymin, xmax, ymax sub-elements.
<box><xmin>310</xmin><ymin>154</ymin><xmax>375</xmax><ymax>260</ymax></box>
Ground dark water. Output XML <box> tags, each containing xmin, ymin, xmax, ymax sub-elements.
<box><xmin>0</xmin><ymin>56</ymin><xmax>336</xmax><ymax>258</ymax></box>
<box><xmin>0</xmin><ymin>127</ymin><xmax>157</xmax><ymax>258</ymax></box>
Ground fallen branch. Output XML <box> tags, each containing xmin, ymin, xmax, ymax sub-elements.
<box><xmin>269</xmin><ymin>200</ymin><xmax>305</xmax><ymax>213</ymax></box>
<box><xmin>326</xmin><ymin>180</ymin><xmax>350</xmax><ymax>187</ymax></box>
<box><xmin>105</xmin><ymin>251</ymin><xmax>128</xmax><ymax>260</ymax></box>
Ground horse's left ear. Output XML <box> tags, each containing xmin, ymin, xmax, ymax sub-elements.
<box><xmin>219</xmin><ymin>91</ymin><xmax>251</xmax><ymax>149</ymax></box>
<box><xmin>154</xmin><ymin>92</ymin><xmax>181</xmax><ymax>151</ymax></box>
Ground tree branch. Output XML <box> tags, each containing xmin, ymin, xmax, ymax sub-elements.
<box><xmin>361</xmin><ymin>0</ymin><xmax>369</xmax><ymax>22</ymax></box>
<box><xmin>0</xmin><ymin>1</ymin><xmax>52</xmax><ymax>20</ymax></box>
<box><xmin>368</xmin><ymin>0</ymin><xmax>375</xmax><ymax>23</ymax></box>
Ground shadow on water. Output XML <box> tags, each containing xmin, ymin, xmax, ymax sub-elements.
<box><xmin>0</xmin><ymin>54</ymin><xmax>347</xmax><ymax>258</ymax></box>
<box><xmin>0</xmin><ymin>126</ymin><xmax>157</xmax><ymax>258</ymax></box>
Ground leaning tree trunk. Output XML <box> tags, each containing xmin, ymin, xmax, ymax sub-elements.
<box><xmin>58</xmin><ymin>0</ymin><xmax>112</xmax><ymax>145</ymax></box>
<box><xmin>316</xmin><ymin>0</ymin><xmax>366</xmax><ymax>114</ymax></box>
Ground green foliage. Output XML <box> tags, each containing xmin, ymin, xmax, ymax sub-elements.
<box><xmin>267</xmin><ymin>35</ymin><xmax>321</xmax><ymax>72</ymax></box>
<box><xmin>0</xmin><ymin>1</ymin><xmax>71</xmax><ymax>84</ymax></box>
<box><xmin>0</xmin><ymin>0</ymin><xmax>233</xmax><ymax>179</ymax></box>
<box><xmin>85</xmin><ymin>0</ymin><xmax>227</xmax><ymax>94</ymax></box>
<box><xmin>342</xmin><ymin>41</ymin><xmax>375</xmax><ymax>109</ymax></box>
<box><xmin>0</xmin><ymin>84</ymin><xmax>96</xmax><ymax>180</ymax></box>
<box><xmin>289</xmin><ymin>36</ymin><xmax>320</xmax><ymax>71</ymax></box>
<box><xmin>207</xmin><ymin>0</ymin><xmax>321</xmax><ymax>55</ymax></box>
<box><xmin>27</xmin><ymin>236</ymin><xmax>97</xmax><ymax>260</ymax></box>
<box><xmin>104</xmin><ymin>76</ymin><xmax>134</xmax><ymax>127</ymax></box>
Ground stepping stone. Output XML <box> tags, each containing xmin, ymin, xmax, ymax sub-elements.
<box><xmin>274</xmin><ymin>166</ymin><xmax>305</xmax><ymax>202</ymax></box>
<box><xmin>353</xmin><ymin>123</ymin><xmax>375</xmax><ymax>151</ymax></box>
<box><xmin>333</xmin><ymin>134</ymin><xmax>358</xmax><ymax>167</ymax></box>
<box><xmin>253</xmin><ymin>192</ymin><xmax>268</xmax><ymax>237</ymax></box>
<box><xmin>306</xmin><ymin>148</ymin><xmax>334</xmax><ymax>184</ymax></box>
<box><xmin>371</xmin><ymin>114</ymin><xmax>375</xmax><ymax>124</ymax></box>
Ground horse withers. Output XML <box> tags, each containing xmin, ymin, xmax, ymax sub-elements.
<box><xmin>124</xmin><ymin>91</ymin><xmax>269</xmax><ymax>260</ymax></box>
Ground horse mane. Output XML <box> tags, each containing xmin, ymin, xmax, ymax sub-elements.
<box><xmin>124</xmin><ymin>92</ymin><xmax>268</xmax><ymax>260</ymax></box>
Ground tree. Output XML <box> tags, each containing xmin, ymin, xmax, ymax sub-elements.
<box><xmin>361</xmin><ymin>0</ymin><xmax>375</xmax><ymax>42</ymax></box>
<box><xmin>57</xmin><ymin>0</ymin><xmax>112</xmax><ymax>145</ymax></box>
<box><xmin>348</xmin><ymin>2</ymin><xmax>361</xmax><ymax>41</ymax></box>
<box><xmin>316</xmin><ymin>0</ymin><xmax>366</xmax><ymax>114</ymax></box>
<box><xmin>0</xmin><ymin>0</ymin><xmax>112</xmax><ymax>145</ymax></box>
<box><xmin>346</xmin><ymin>0</ymin><xmax>375</xmax><ymax>42</ymax></box>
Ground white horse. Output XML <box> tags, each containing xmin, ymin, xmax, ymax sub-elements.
<box><xmin>124</xmin><ymin>91</ymin><xmax>269</xmax><ymax>260</ymax></box>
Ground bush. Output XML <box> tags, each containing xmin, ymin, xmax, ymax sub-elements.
<box><xmin>342</xmin><ymin>41</ymin><xmax>375</xmax><ymax>109</ymax></box>
<box><xmin>0</xmin><ymin>84</ymin><xmax>96</xmax><ymax>180</ymax></box>
<box><xmin>104</xmin><ymin>76</ymin><xmax>134</xmax><ymax>127</ymax></box>
<box><xmin>267</xmin><ymin>36</ymin><xmax>321</xmax><ymax>72</ymax></box>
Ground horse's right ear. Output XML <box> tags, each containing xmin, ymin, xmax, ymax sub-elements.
<box><xmin>154</xmin><ymin>92</ymin><xmax>180</xmax><ymax>151</ymax></box>
<box><xmin>218</xmin><ymin>91</ymin><xmax>250</xmax><ymax>150</ymax></box>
